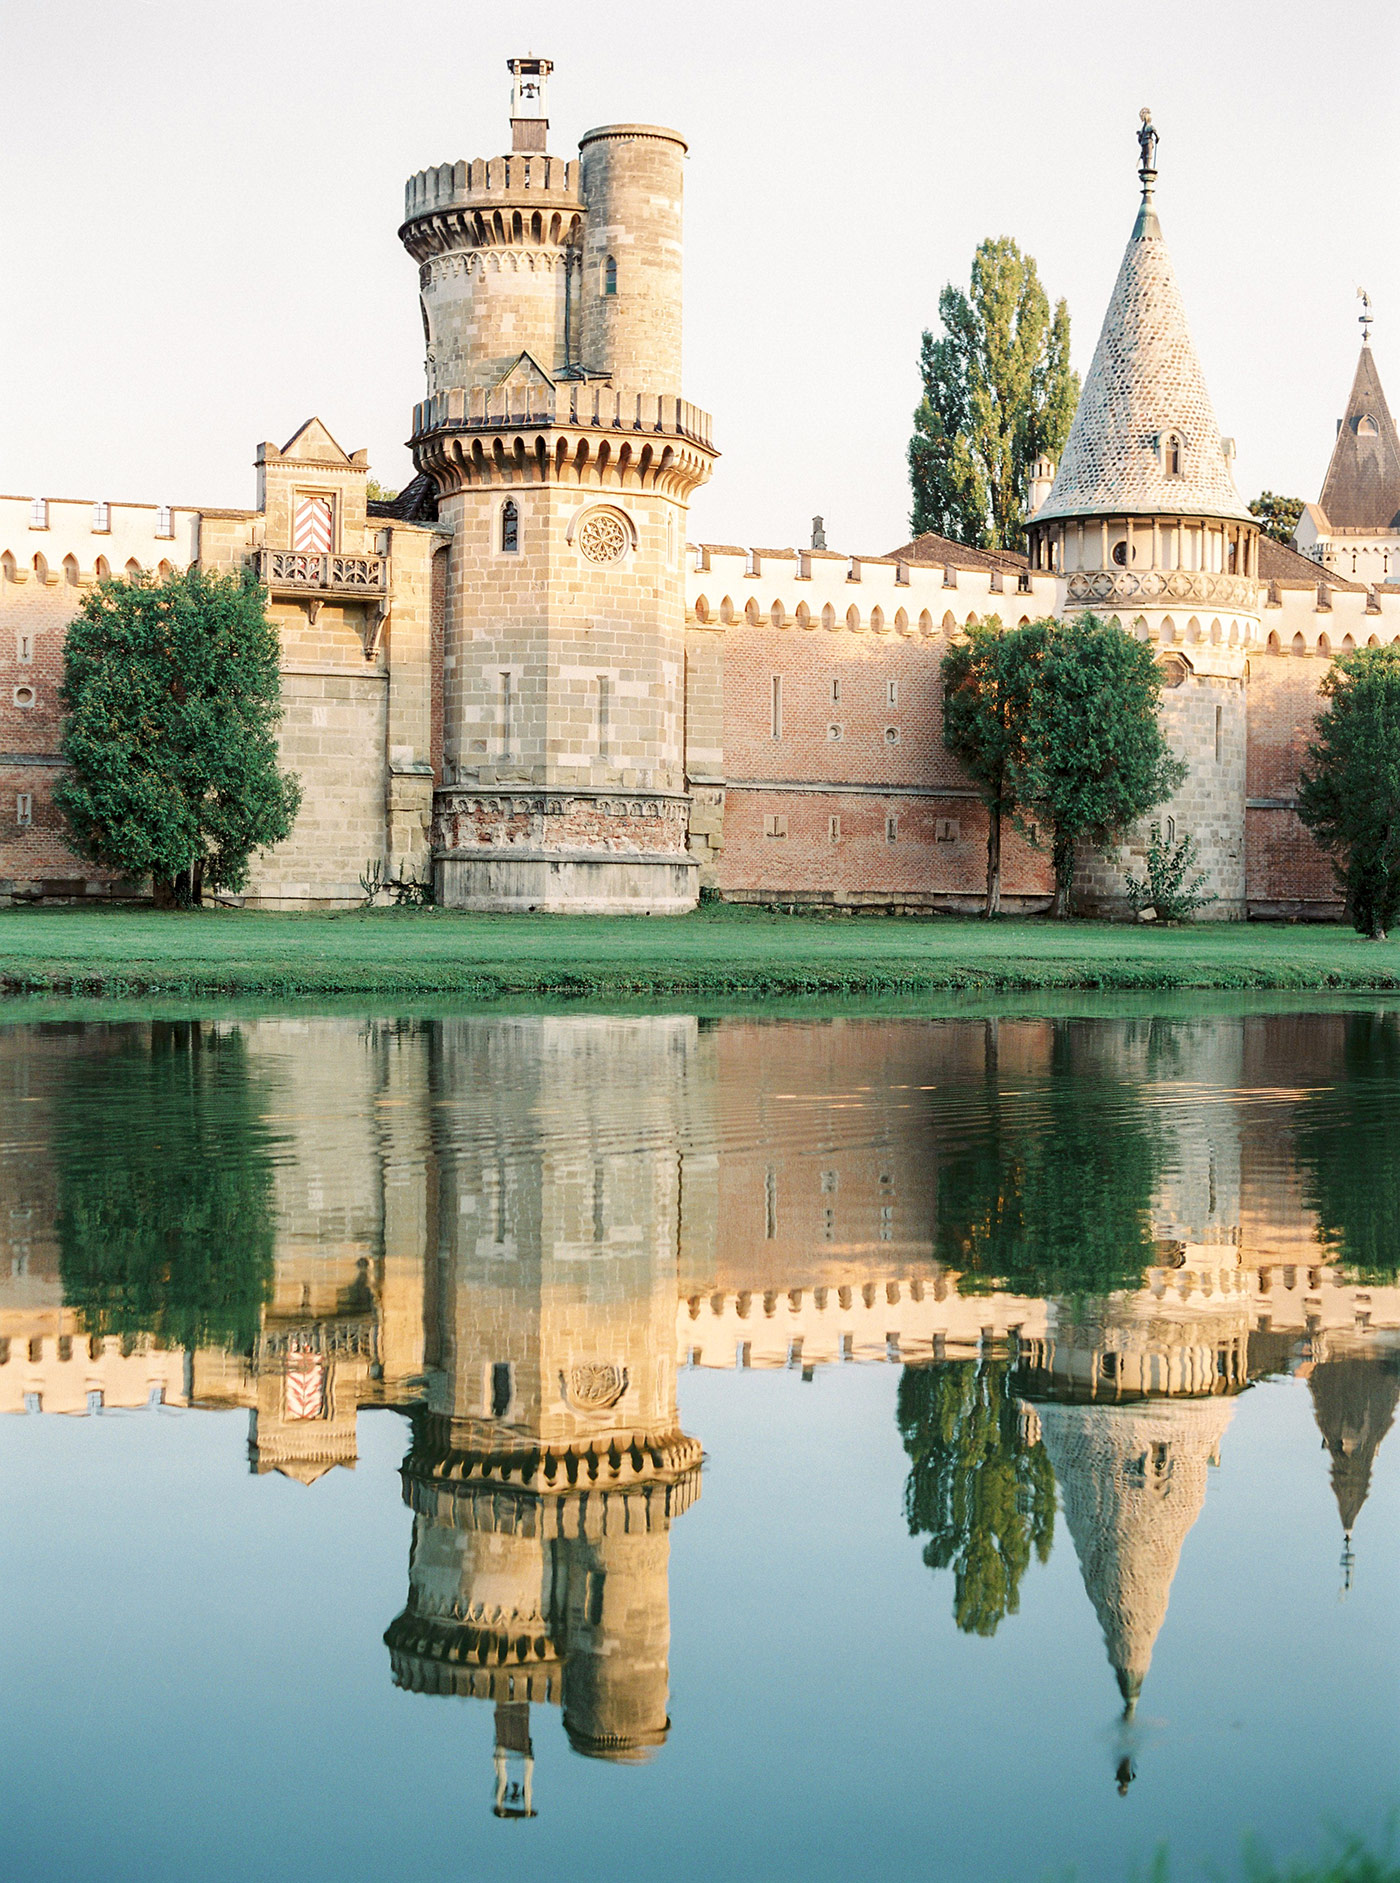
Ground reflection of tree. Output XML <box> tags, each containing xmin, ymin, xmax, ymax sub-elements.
<box><xmin>1296</xmin><ymin>1012</ymin><xmax>1400</xmax><ymax>1283</ymax></box>
<box><xmin>57</xmin><ymin>1021</ymin><xmax>277</xmax><ymax>1351</ymax></box>
<box><xmin>935</xmin><ymin>1024</ymin><xmax>1163</xmax><ymax>1298</ymax></box>
<box><xmin>897</xmin><ymin>1359</ymin><xmax>1056</xmax><ymax>1637</ymax></box>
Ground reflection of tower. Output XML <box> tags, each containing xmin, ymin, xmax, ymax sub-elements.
<box><xmin>1018</xmin><ymin>1285</ymin><xmax>1249</xmax><ymax>1735</ymax></box>
<box><xmin>384</xmin><ymin>1017</ymin><xmax>705</xmax><ymax>1812</ymax></box>
<box><xmin>1307</xmin><ymin>1343</ymin><xmax>1400</xmax><ymax>1584</ymax></box>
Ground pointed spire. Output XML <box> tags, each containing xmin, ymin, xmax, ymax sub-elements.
<box><xmin>1037</xmin><ymin>112</ymin><xmax>1251</xmax><ymax>524</ymax></box>
<box><xmin>1036</xmin><ymin>1396</ymin><xmax>1237</xmax><ymax>1708</ymax></box>
<box><xmin>1307</xmin><ymin>1352</ymin><xmax>1400</xmax><ymax>1538</ymax></box>
<box><xmin>1315</xmin><ymin>341</ymin><xmax>1400</xmax><ymax>531</ymax></box>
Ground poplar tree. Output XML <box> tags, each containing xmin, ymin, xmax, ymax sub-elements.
<box><xmin>55</xmin><ymin>566</ymin><xmax>301</xmax><ymax>905</ymax></box>
<box><xmin>909</xmin><ymin>237</ymin><xmax>1078</xmax><ymax>553</ymax></box>
<box><xmin>897</xmin><ymin>1358</ymin><xmax>1056</xmax><ymax>1639</ymax></box>
<box><xmin>1296</xmin><ymin>644</ymin><xmax>1400</xmax><ymax>940</ymax></box>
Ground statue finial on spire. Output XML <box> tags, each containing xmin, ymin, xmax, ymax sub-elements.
<box><xmin>1358</xmin><ymin>287</ymin><xmax>1374</xmax><ymax>345</ymax></box>
<box><xmin>1137</xmin><ymin>108</ymin><xmax>1159</xmax><ymax>191</ymax></box>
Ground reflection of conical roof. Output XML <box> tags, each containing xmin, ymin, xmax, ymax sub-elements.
<box><xmin>1036</xmin><ymin>1396</ymin><xmax>1235</xmax><ymax>1705</ymax></box>
<box><xmin>1317</xmin><ymin>346</ymin><xmax>1400</xmax><ymax>531</ymax></box>
<box><xmin>1308</xmin><ymin>1354</ymin><xmax>1400</xmax><ymax>1535</ymax></box>
<box><xmin>1037</xmin><ymin>197</ymin><xmax>1250</xmax><ymax>523</ymax></box>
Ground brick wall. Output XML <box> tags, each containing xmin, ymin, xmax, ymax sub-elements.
<box><xmin>710</xmin><ymin>619</ymin><xmax>1053</xmax><ymax>907</ymax></box>
<box><xmin>1245</xmin><ymin>651</ymin><xmax>1341</xmax><ymax>912</ymax></box>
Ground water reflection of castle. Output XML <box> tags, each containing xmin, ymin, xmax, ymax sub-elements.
<box><xmin>0</xmin><ymin>1013</ymin><xmax>1397</xmax><ymax>1809</ymax></box>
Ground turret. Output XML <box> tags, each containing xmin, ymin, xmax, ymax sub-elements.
<box><xmin>399</xmin><ymin>60</ymin><xmax>716</xmax><ymax>913</ymax></box>
<box><xmin>578</xmin><ymin>125</ymin><xmax>687</xmax><ymax>391</ymax></box>
<box><xmin>1026</xmin><ymin>111</ymin><xmax>1259</xmax><ymax>919</ymax></box>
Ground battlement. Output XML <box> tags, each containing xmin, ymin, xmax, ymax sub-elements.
<box><xmin>403</xmin><ymin>155</ymin><xmax>581</xmax><ymax>221</ymax></box>
<box><xmin>412</xmin><ymin>382</ymin><xmax>713</xmax><ymax>450</ymax></box>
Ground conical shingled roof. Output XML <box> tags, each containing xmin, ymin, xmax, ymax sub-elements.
<box><xmin>1035</xmin><ymin>1396</ymin><xmax>1237</xmax><ymax>1708</ymax></box>
<box><xmin>1308</xmin><ymin>1352</ymin><xmax>1400</xmax><ymax>1535</ymax></box>
<box><xmin>1316</xmin><ymin>345</ymin><xmax>1400</xmax><ymax>531</ymax></box>
<box><xmin>1037</xmin><ymin>198</ymin><xmax>1251</xmax><ymax>523</ymax></box>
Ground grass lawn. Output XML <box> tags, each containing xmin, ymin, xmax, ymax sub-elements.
<box><xmin>0</xmin><ymin>902</ymin><xmax>1397</xmax><ymax>999</ymax></box>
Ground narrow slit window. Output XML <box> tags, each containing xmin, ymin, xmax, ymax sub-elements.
<box><xmin>828</xmin><ymin>814</ymin><xmax>841</xmax><ymax>842</ymax></box>
<box><xmin>604</xmin><ymin>254</ymin><xmax>617</xmax><ymax>296</ymax></box>
<box><xmin>1215</xmin><ymin>703</ymin><xmax>1222</xmax><ymax>761</ymax></box>
<box><xmin>770</xmin><ymin>674</ymin><xmax>782</xmax><ymax>740</ymax></box>
<box><xmin>765</xmin><ymin>1167</ymin><xmax>777</xmax><ymax>1240</ymax></box>
<box><xmin>16</xmin><ymin>794</ymin><xmax>32</xmax><ymax>828</ymax></box>
<box><xmin>500</xmin><ymin>672</ymin><xmax>515</xmax><ymax>759</ymax></box>
<box><xmin>490</xmin><ymin>1362</ymin><xmax>513</xmax><ymax>1420</ymax></box>
<box><xmin>597</xmin><ymin>673</ymin><xmax>610</xmax><ymax>758</ymax></box>
<box><xmin>887</xmin><ymin>679</ymin><xmax>898</xmax><ymax>707</ymax></box>
<box><xmin>500</xmin><ymin>498</ymin><xmax>519</xmax><ymax>553</ymax></box>
<box><xmin>886</xmin><ymin>815</ymin><xmax>898</xmax><ymax>843</ymax></box>
<box><xmin>831</xmin><ymin>678</ymin><xmax>841</xmax><ymax>705</ymax></box>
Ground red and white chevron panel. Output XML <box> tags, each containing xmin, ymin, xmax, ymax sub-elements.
<box><xmin>293</xmin><ymin>497</ymin><xmax>333</xmax><ymax>555</ymax></box>
<box><xmin>283</xmin><ymin>1346</ymin><xmax>325</xmax><ymax>1421</ymax></box>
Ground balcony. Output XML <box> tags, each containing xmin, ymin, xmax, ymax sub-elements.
<box><xmin>257</xmin><ymin>548</ymin><xmax>388</xmax><ymax>598</ymax></box>
<box><xmin>255</xmin><ymin>549</ymin><xmax>390</xmax><ymax>656</ymax></box>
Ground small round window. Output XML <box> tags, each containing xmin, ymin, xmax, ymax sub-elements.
<box><xmin>13</xmin><ymin>685</ymin><xmax>35</xmax><ymax>709</ymax></box>
<box><xmin>1112</xmin><ymin>539</ymin><xmax>1130</xmax><ymax>567</ymax></box>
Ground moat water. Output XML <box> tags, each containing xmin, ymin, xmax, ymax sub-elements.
<box><xmin>0</xmin><ymin>1001</ymin><xmax>1396</xmax><ymax>1883</ymax></box>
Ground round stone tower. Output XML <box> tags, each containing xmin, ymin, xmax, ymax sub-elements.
<box><xmin>1027</xmin><ymin>112</ymin><xmax>1259</xmax><ymax>919</ymax></box>
<box><xmin>578</xmin><ymin>125</ymin><xmax>686</xmax><ymax>391</ymax></box>
<box><xmin>399</xmin><ymin>59</ymin><xmax>716</xmax><ymax>912</ymax></box>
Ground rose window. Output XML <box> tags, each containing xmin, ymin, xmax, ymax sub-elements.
<box><xmin>577</xmin><ymin>509</ymin><xmax>629</xmax><ymax>564</ymax></box>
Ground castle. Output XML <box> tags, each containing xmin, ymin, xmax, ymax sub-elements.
<box><xmin>3</xmin><ymin>60</ymin><xmax>1400</xmax><ymax>915</ymax></box>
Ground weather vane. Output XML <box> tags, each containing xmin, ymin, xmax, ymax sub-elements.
<box><xmin>1137</xmin><ymin>107</ymin><xmax>1159</xmax><ymax>190</ymax></box>
<box><xmin>1358</xmin><ymin>287</ymin><xmax>1374</xmax><ymax>344</ymax></box>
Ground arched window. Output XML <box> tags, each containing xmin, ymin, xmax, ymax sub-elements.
<box><xmin>1358</xmin><ymin>415</ymin><xmax>1379</xmax><ymax>437</ymax></box>
<box><xmin>603</xmin><ymin>255</ymin><xmax>617</xmax><ymax>297</ymax></box>
<box><xmin>821</xmin><ymin>603</ymin><xmax>835</xmax><ymax>630</ymax></box>
<box><xmin>796</xmin><ymin>601</ymin><xmax>811</xmax><ymax>630</ymax></box>
<box><xmin>500</xmin><ymin>499</ymin><xmax>519</xmax><ymax>553</ymax></box>
<box><xmin>1165</xmin><ymin>433</ymin><xmax>1182</xmax><ymax>476</ymax></box>
<box><xmin>694</xmin><ymin>595</ymin><xmax>710</xmax><ymax>624</ymax></box>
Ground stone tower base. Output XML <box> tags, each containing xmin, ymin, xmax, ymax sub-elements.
<box><xmin>433</xmin><ymin>787</ymin><xmax>698</xmax><ymax>913</ymax></box>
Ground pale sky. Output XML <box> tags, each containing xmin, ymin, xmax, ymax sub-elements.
<box><xmin>2</xmin><ymin>0</ymin><xmax>1396</xmax><ymax>556</ymax></box>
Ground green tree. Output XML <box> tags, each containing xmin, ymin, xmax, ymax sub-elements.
<box><xmin>935</xmin><ymin>1020</ymin><xmax>1164</xmax><ymax>1299</ymax></box>
<box><xmin>1248</xmin><ymin>491</ymin><xmax>1305</xmax><ymax>546</ymax></box>
<box><xmin>940</xmin><ymin>619</ymin><xmax>1040</xmax><ymax>916</ymax></box>
<box><xmin>57</xmin><ymin>1022</ymin><xmax>278</xmax><ymax>1352</ymax></box>
<box><xmin>55</xmin><ymin>566</ymin><xmax>301</xmax><ymax>905</ymax></box>
<box><xmin>896</xmin><ymin>1358</ymin><xmax>1056</xmax><ymax>1637</ymax></box>
<box><xmin>1296</xmin><ymin>1011</ymin><xmax>1400</xmax><ymax>1283</ymax></box>
<box><xmin>1296</xmin><ymin>644</ymin><xmax>1400</xmax><ymax>939</ymax></box>
<box><xmin>366</xmin><ymin>477</ymin><xmax>400</xmax><ymax>502</ymax></box>
<box><xmin>908</xmin><ymin>237</ymin><xmax>1078</xmax><ymax>553</ymax></box>
<box><xmin>1013</xmin><ymin>614</ymin><xmax>1186</xmax><ymax>917</ymax></box>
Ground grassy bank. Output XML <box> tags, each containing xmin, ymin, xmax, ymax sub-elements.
<box><xmin>0</xmin><ymin>903</ymin><xmax>1398</xmax><ymax>1000</ymax></box>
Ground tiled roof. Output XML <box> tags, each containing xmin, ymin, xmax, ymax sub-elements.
<box><xmin>367</xmin><ymin>473</ymin><xmax>439</xmax><ymax>523</ymax></box>
<box><xmin>884</xmin><ymin>529</ymin><xmax>1030</xmax><ymax>574</ymax></box>
<box><xmin>1038</xmin><ymin>198</ymin><xmax>1252</xmax><ymax>524</ymax></box>
<box><xmin>1257</xmin><ymin>535</ymin><xmax>1365</xmax><ymax>592</ymax></box>
<box><xmin>1316</xmin><ymin>344</ymin><xmax>1400</xmax><ymax>532</ymax></box>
